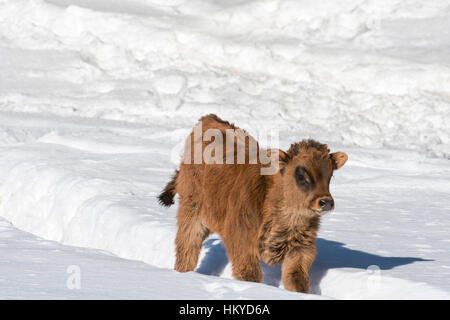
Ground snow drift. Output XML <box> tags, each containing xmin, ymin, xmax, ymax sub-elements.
<box><xmin>1</xmin><ymin>0</ymin><xmax>450</xmax><ymax>157</ymax></box>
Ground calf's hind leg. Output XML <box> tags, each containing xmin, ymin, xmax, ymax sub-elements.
<box><xmin>223</xmin><ymin>237</ymin><xmax>262</xmax><ymax>283</ymax></box>
<box><xmin>174</xmin><ymin>201</ymin><xmax>210</xmax><ymax>272</ymax></box>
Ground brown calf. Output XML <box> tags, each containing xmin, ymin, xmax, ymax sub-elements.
<box><xmin>158</xmin><ymin>114</ymin><xmax>348</xmax><ymax>293</ymax></box>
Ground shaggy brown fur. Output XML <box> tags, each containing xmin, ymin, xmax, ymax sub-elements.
<box><xmin>158</xmin><ymin>114</ymin><xmax>348</xmax><ymax>293</ymax></box>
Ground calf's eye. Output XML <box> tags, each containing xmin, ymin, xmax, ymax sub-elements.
<box><xmin>295</xmin><ymin>167</ymin><xmax>308</xmax><ymax>185</ymax></box>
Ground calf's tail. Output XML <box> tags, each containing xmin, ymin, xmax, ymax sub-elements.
<box><xmin>158</xmin><ymin>170</ymin><xmax>179</xmax><ymax>207</ymax></box>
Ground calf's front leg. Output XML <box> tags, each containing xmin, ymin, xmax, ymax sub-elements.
<box><xmin>281</xmin><ymin>246</ymin><xmax>316</xmax><ymax>293</ymax></box>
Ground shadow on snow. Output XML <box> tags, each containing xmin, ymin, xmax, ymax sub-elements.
<box><xmin>196</xmin><ymin>238</ymin><xmax>431</xmax><ymax>294</ymax></box>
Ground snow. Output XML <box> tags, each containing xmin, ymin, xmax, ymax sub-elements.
<box><xmin>1</xmin><ymin>217</ymin><xmax>321</xmax><ymax>299</ymax></box>
<box><xmin>0</xmin><ymin>0</ymin><xmax>450</xmax><ymax>299</ymax></box>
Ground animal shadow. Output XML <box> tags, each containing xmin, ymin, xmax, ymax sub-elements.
<box><xmin>196</xmin><ymin>238</ymin><xmax>229</xmax><ymax>276</ymax></box>
<box><xmin>196</xmin><ymin>237</ymin><xmax>431</xmax><ymax>294</ymax></box>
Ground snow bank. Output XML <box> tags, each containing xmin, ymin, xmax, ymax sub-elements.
<box><xmin>1</xmin><ymin>0</ymin><xmax>450</xmax><ymax>157</ymax></box>
<box><xmin>0</xmin><ymin>217</ymin><xmax>322</xmax><ymax>299</ymax></box>
<box><xmin>0</xmin><ymin>145</ymin><xmax>177</xmax><ymax>269</ymax></box>
<box><xmin>314</xmin><ymin>268</ymin><xmax>450</xmax><ymax>300</ymax></box>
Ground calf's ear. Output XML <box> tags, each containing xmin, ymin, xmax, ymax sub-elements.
<box><xmin>267</xmin><ymin>149</ymin><xmax>289</xmax><ymax>163</ymax></box>
<box><xmin>265</xmin><ymin>149</ymin><xmax>289</xmax><ymax>174</ymax></box>
<box><xmin>330</xmin><ymin>152</ymin><xmax>348</xmax><ymax>170</ymax></box>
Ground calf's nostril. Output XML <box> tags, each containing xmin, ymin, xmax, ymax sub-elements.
<box><xmin>319</xmin><ymin>199</ymin><xmax>327</xmax><ymax>207</ymax></box>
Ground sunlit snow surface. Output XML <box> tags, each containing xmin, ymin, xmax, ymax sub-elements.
<box><xmin>0</xmin><ymin>0</ymin><xmax>449</xmax><ymax>299</ymax></box>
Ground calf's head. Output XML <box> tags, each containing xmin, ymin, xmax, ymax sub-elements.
<box><xmin>277</xmin><ymin>140</ymin><xmax>347</xmax><ymax>216</ymax></box>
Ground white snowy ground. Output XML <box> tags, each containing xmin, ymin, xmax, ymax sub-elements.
<box><xmin>0</xmin><ymin>0</ymin><xmax>450</xmax><ymax>299</ymax></box>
